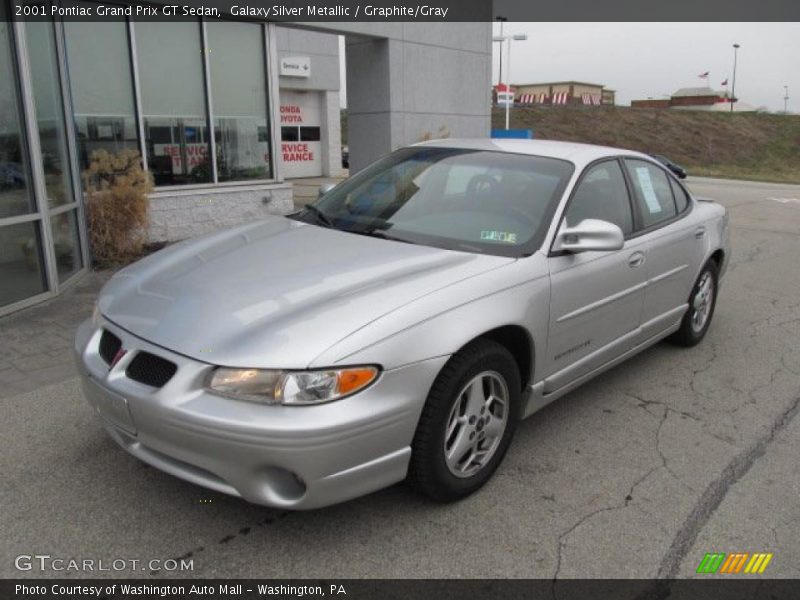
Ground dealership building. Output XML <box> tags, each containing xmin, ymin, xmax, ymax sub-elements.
<box><xmin>0</xmin><ymin>6</ymin><xmax>491</xmax><ymax>315</ymax></box>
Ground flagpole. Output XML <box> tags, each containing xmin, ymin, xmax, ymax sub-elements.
<box><xmin>731</xmin><ymin>44</ymin><xmax>740</xmax><ymax>113</ymax></box>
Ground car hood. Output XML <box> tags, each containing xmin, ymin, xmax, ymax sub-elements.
<box><xmin>99</xmin><ymin>217</ymin><xmax>514</xmax><ymax>368</ymax></box>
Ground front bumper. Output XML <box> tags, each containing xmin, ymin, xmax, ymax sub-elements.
<box><xmin>75</xmin><ymin>318</ymin><xmax>447</xmax><ymax>509</ymax></box>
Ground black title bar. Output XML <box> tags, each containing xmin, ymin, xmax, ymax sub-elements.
<box><xmin>5</xmin><ymin>0</ymin><xmax>800</xmax><ymax>22</ymax></box>
<box><xmin>4</xmin><ymin>579</ymin><xmax>800</xmax><ymax>600</ymax></box>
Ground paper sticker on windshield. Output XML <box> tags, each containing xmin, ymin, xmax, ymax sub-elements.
<box><xmin>635</xmin><ymin>167</ymin><xmax>663</xmax><ymax>214</ymax></box>
<box><xmin>481</xmin><ymin>230</ymin><xmax>517</xmax><ymax>244</ymax></box>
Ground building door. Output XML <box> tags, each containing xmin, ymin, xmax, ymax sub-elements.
<box><xmin>0</xmin><ymin>13</ymin><xmax>86</xmax><ymax>316</ymax></box>
<box><xmin>279</xmin><ymin>90</ymin><xmax>323</xmax><ymax>178</ymax></box>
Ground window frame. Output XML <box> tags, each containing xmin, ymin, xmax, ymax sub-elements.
<box><xmin>127</xmin><ymin>15</ymin><xmax>277</xmax><ymax>191</ymax></box>
<box><xmin>622</xmin><ymin>157</ymin><xmax>693</xmax><ymax>239</ymax></box>
<box><xmin>548</xmin><ymin>156</ymin><xmax>638</xmax><ymax>257</ymax></box>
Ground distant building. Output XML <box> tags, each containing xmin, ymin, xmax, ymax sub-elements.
<box><xmin>509</xmin><ymin>81</ymin><xmax>615</xmax><ymax>106</ymax></box>
<box><xmin>631</xmin><ymin>86</ymin><xmax>757</xmax><ymax>112</ymax></box>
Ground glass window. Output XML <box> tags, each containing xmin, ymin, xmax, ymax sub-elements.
<box><xmin>0</xmin><ymin>16</ymin><xmax>35</xmax><ymax>218</ymax></box>
<box><xmin>292</xmin><ymin>147</ymin><xmax>574</xmax><ymax>258</ymax></box>
<box><xmin>64</xmin><ymin>13</ymin><xmax>138</xmax><ymax>172</ymax></box>
<box><xmin>299</xmin><ymin>126</ymin><xmax>320</xmax><ymax>142</ymax></box>
<box><xmin>566</xmin><ymin>160</ymin><xmax>633</xmax><ymax>234</ymax></box>
<box><xmin>135</xmin><ymin>21</ymin><xmax>210</xmax><ymax>186</ymax></box>
<box><xmin>0</xmin><ymin>221</ymin><xmax>48</xmax><ymax>306</ymax></box>
<box><xmin>25</xmin><ymin>20</ymin><xmax>75</xmax><ymax>209</ymax></box>
<box><xmin>625</xmin><ymin>159</ymin><xmax>677</xmax><ymax>228</ymax></box>
<box><xmin>207</xmin><ymin>20</ymin><xmax>271</xmax><ymax>182</ymax></box>
<box><xmin>281</xmin><ymin>127</ymin><xmax>298</xmax><ymax>142</ymax></box>
<box><xmin>669</xmin><ymin>177</ymin><xmax>689</xmax><ymax>213</ymax></box>
<box><xmin>50</xmin><ymin>209</ymin><xmax>82</xmax><ymax>282</ymax></box>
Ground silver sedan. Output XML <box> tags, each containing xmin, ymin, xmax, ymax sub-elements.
<box><xmin>75</xmin><ymin>139</ymin><xmax>729</xmax><ymax>509</ymax></box>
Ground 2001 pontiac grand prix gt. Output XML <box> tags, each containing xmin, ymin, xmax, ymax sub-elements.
<box><xmin>75</xmin><ymin>139</ymin><xmax>729</xmax><ymax>509</ymax></box>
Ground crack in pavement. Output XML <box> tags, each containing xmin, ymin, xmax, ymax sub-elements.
<box><xmin>634</xmin><ymin>392</ymin><xmax>800</xmax><ymax>598</ymax></box>
<box><xmin>551</xmin><ymin>403</ymin><xmax>681</xmax><ymax>591</ymax></box>
<box><xmin>150</xmin><ymin>511</ymin><xmax>290</xmax><ymax>576</ymax></box>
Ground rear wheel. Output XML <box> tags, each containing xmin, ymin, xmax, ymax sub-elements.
<box><xmin>669</xmin><ymin>260</ymin><xmax>718</xmax><ymax>347</ymax></box>
<box><xmin>408</xmin><ymin>339</ymin><xmax>521</xmax><ymax>502</ymax></box>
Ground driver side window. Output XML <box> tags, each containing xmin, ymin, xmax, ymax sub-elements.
<box><xmin>566</xmin><ymin>161</ymin><xmax>633</xmax><ymax>235</ymax></box>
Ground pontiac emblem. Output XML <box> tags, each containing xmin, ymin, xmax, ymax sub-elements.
<box><xmin>110</xmin><ymin>348</ymin><xmax>127</xmax><ymax>368</ymax></box>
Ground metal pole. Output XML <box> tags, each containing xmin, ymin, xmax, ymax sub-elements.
<box><xmin>785</xmin><ymin>86</ymin><xmax>789</xmax><ymax>114</ymax></box>
<box><xmin>730</xmin><ymin>43</ymin><xmax>739</xmax><ymax>113</ymax></box>
<box><xmin>497</xmin><ymin>19</ymin><xmax>504</xmax><ymax>87</ymax></box>
<box><xmin>505</xmin><ymin>38</ymin><xmax>511</xmax><ymax>130</ymax></box>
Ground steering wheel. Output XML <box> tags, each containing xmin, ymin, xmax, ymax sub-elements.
<box><xmin>465</xmin><ymin>174</ymin><xmax>500</xmax><ymax>198</ymax></box>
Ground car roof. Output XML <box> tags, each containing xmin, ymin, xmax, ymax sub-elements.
<box><xmin>413</xmin><ymin>138</ymin><xmax>650</xmax><ymax>167</ymax></box>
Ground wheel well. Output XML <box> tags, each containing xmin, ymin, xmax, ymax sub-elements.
<box><xmin>477</xmin><ymin>325</ymin><xmax>533</xmax><ymax>391</ymax></box>
<box><xmin>710</xmin><ymin>249</ymin><xmax>725</xmax><ymax>268</ymax></box>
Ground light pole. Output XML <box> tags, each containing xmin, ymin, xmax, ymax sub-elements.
<box><xmin>492</xmin><ymin>32</ymin><xmax>528</xmax><ymax>129</ymax></box>
<box><xmin>495</xmin><ymin>17</ymin><xmax>506</xmax><ymax>87</ymax></box>
<box><xmin>785</xmin><ymin>86</ymin><xmax>790</xmax><ymax>114</ymax></box>
<box><xmin>730</xmin><ymin>43</ymin><xmax>740</xmax><ymax>113</ymax></box>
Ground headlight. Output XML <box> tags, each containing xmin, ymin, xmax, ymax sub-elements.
<box><xmin>206</xmin><ymin>366</ymin><xmax>379</xmax><ymax>405</ymax></box>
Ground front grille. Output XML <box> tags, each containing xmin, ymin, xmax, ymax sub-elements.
<box><xmin>125</xmin><ymin>352</ymin><xmax>178</xmax><ymax>388</ymax></box>
<box><xmin>98</xmin><ymin>330</ymin><xmax>122</xmax><ymax>365</ymax></box>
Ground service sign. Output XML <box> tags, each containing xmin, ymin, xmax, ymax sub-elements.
<box><xmin>280</xmin><ymin>91</ymin><xmax>323</xmax><ymax>177</ymax></box>
<box><xmin>280</xmin><ymin>56</ymin><xmax>311</xmax><ymax>78</ymax></box>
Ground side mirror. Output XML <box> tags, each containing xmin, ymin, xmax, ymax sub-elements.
<box><xmin>317</xmin><ymin>183</ymin><xmax>336</xmax><ymax>199</ymax></box>
<box><xmin>552</xmin><ymin>218</ymin><xmax>624</xmax><ymax>253</ymax></box>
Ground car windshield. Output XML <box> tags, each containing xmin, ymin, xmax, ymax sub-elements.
<box><xmin>290</xmin><ymin>146</ymin><xmax>574</xmax><ymax>257</ymax></box>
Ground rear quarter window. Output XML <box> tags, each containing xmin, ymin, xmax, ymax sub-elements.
<box><xmin>669</xmin><ymin>177</ymin><xmax>690</xmax><ymax>213</ymax></box>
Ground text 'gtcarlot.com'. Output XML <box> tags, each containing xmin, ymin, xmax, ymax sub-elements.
<box><xmin>14</xmin><ymin>554</ymin><xmax>193</xmax><ymax>573</ymax></box>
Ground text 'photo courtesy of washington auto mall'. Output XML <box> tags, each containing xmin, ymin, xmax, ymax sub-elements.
<box><xmin>2</xmin><ymin>0</ymin><xmax>800</xmax><ymax>598</ymax></box>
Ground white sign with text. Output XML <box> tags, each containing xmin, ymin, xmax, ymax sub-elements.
<box><xmin>280</xmin><ymin>56</ymin><xmax>311</xmax><ymax>78</ymax></box>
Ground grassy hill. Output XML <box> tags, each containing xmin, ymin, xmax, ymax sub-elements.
<box><xmin>493</xmin><ymin>106</ymin><xmax>800</xmax><ymax>184</ymax></box>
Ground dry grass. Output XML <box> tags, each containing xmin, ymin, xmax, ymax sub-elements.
<box><xmin>82</xmin><ymin>149</ymin><xmax>153</xmax><ymax>267</ymax></box>
<box><xmin>494</xmin><ymin>106</ymin><xmax>800</xmax><ymax>184</ymax></box>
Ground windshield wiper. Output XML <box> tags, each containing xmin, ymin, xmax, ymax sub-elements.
<box><xmin>354</xmin><ymin>228</ymin><xmax>413</xmax><ymax>244</ymax></box>
<box><xmin>301</xmin><ymin>204</ymin><xmax>334</xmax><ymax>228</ymax></box>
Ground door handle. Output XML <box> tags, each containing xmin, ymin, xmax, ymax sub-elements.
<box><xmin>695</xmin><ymin>226</ymin><xmax>707</xmax><ymax>239</ymax></box>
<box><xmin>628</xmin><ymin>252</ymin><xmax>645</xmax><ymax>268</ymax></box>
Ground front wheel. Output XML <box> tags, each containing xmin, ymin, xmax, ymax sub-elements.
<box><xmin>669</xmin><ymin>260</ymin><xmax>719</xmax><ymax>347</ymax></box>
<box><xmin>408</xmin><ymin>339</ymin><xmax>521</xmax><ymax>502</ymax></box>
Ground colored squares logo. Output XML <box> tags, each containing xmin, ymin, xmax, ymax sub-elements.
<box><xmin>696</xmin><ymin>552</ymin><xmax>773</xmax><ymax>574</ymax></box>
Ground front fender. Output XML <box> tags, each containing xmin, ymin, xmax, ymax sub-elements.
<box><xmin>309</xmin><ymin>254</ymin><xmax>551</xmax><ymax>379</ymax></box>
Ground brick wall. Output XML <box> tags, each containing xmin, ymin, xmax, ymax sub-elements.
<box><xmin>147</xmin><ymin>184</ymin><xmax>294</xmax><ymax>243</ymax></box>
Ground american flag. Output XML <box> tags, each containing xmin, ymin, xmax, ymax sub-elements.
<box><xmin>698</xmin><ymin>71</ymin><xmax>709</xmax><ymax>79</ymax></box>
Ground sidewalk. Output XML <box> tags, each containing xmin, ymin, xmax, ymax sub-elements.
<box><xmin>0</xmin><ymin>270</ymin><xmax>110</xmax><ymax>399</ymax></box>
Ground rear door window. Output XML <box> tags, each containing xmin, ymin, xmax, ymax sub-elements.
<box><xmin>624</xmin><ymin>159</ymin><xmax>677</xmax><ymax>228</ymax></box>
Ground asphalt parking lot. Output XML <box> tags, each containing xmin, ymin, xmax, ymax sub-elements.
<box><xmin>3</xmin><ymin>177</ymin><xmax>799</xmax><ymax>580</ymax></box>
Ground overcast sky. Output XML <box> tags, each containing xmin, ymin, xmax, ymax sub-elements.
<box><xmin>339</xmin><ymin>23</ymin><xmax>799</xmax><ymax>112</ymax></box>
<box><xmin>491</xmin><ymin>22</ymin><xmax>800</xmax><ymax>112</ymax></box>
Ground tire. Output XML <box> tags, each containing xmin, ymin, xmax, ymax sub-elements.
<box><xmin>408</xmin><ymin>339</ymin><xmax>521</xmax><ymax>502</ymax></box>
<box><xmin>669</xmin><ymin>259</ymin><xmax>719</xmax><ymax>347</ymax></box>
